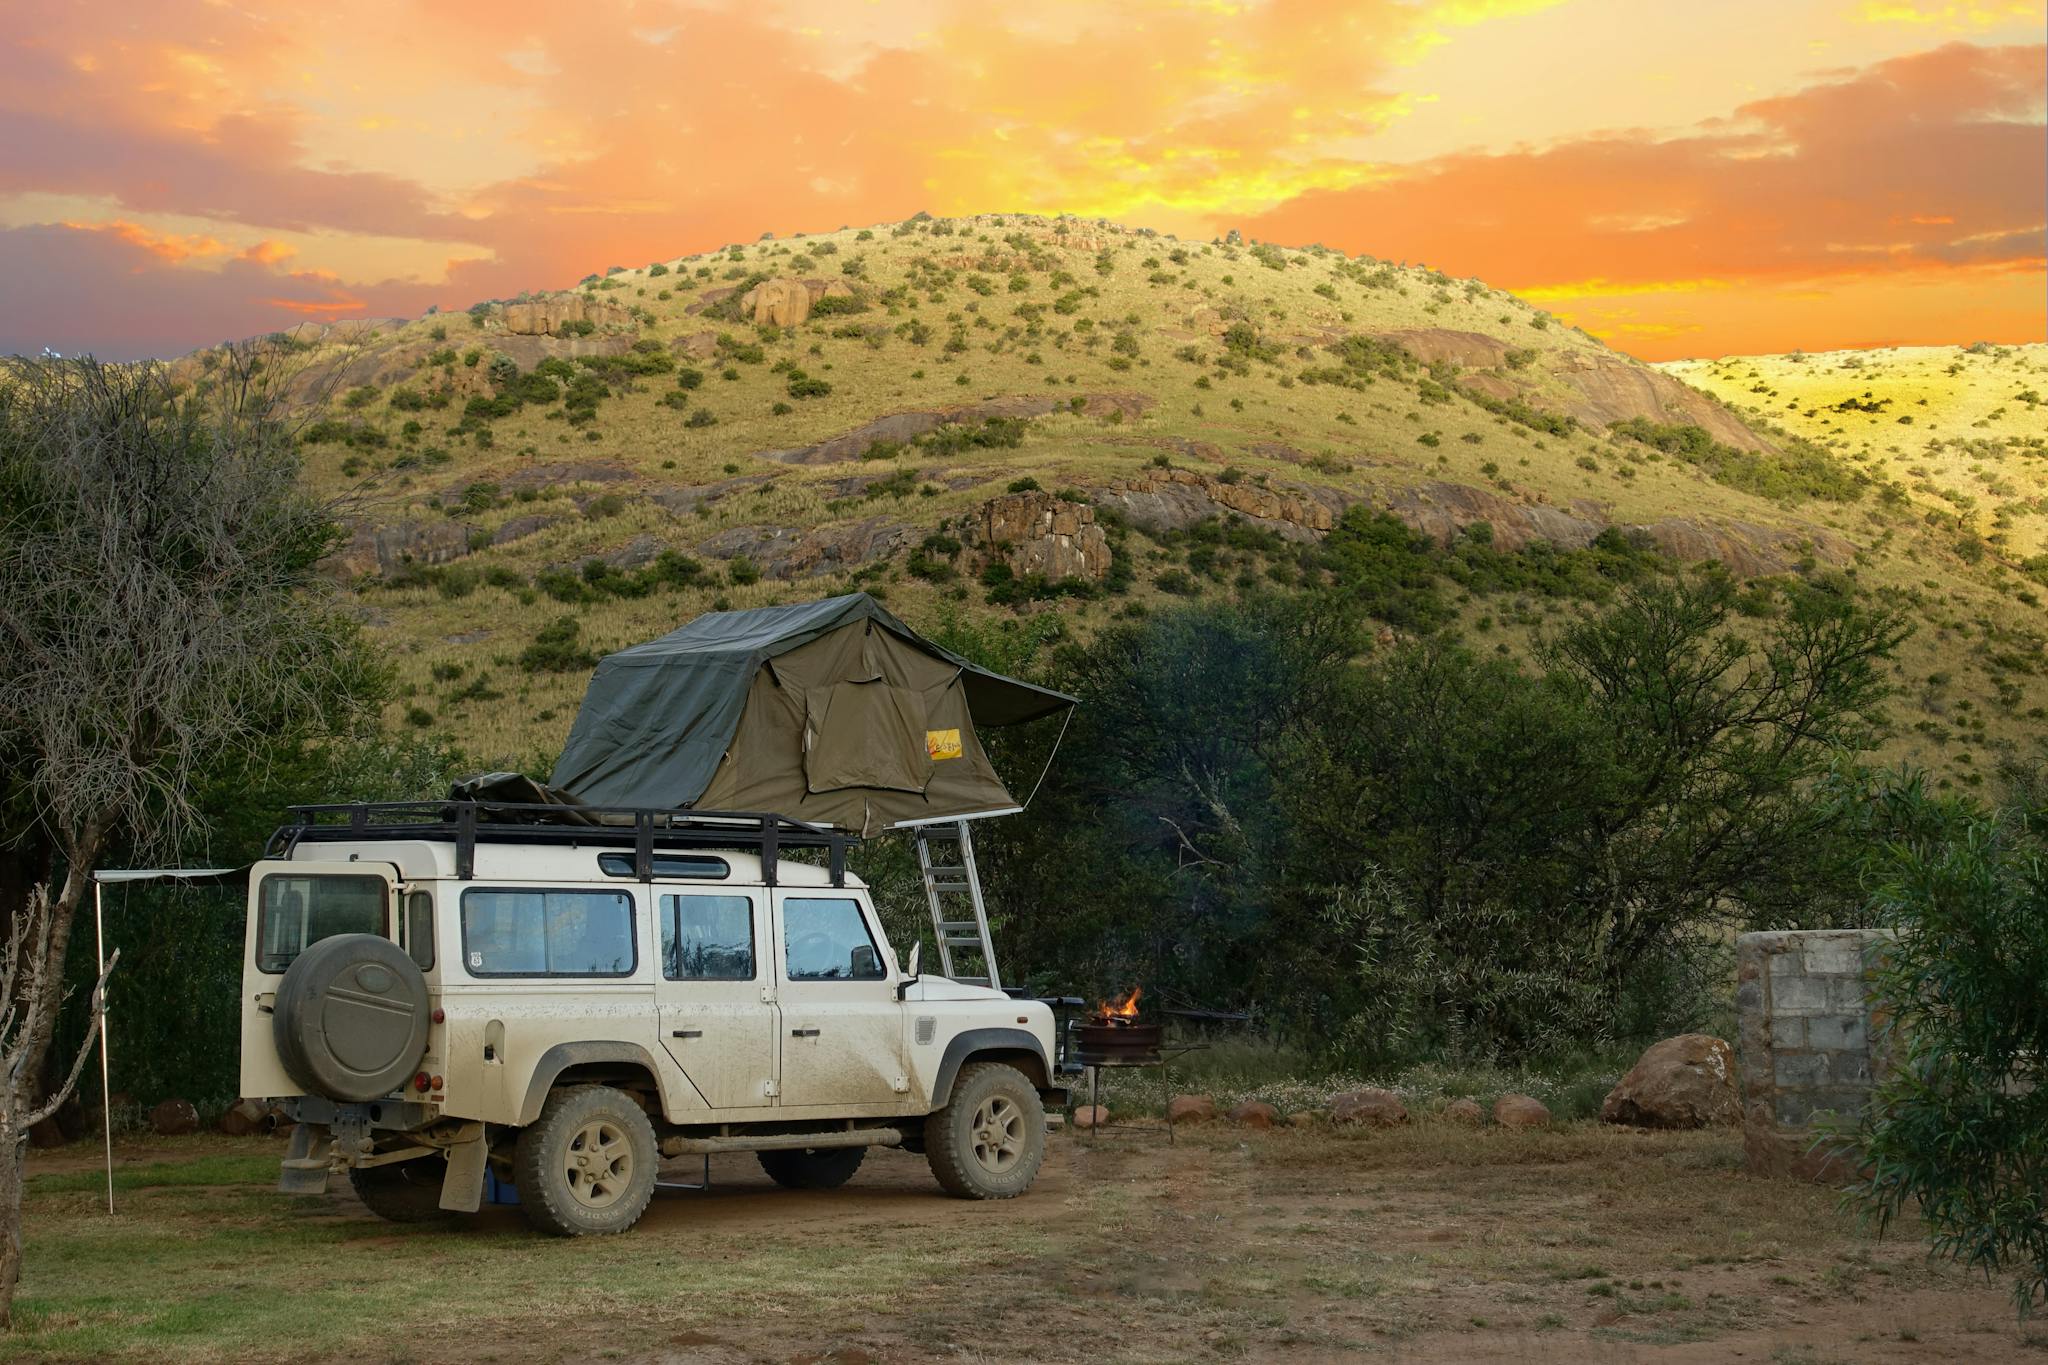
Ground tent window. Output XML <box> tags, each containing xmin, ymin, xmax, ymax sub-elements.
<box><xmin>782</xmin><ymin>897</ymin><xmax>885</xmax><ymax>982</ymax></box>
<box><xmin>255</xmin><ymin>874</ymin><xmax>388</xmax><ymax>975</ymax></box>
<box><xmin>460</xmin><ymin>889</ymin><xmax>636</xmax><ymax>978</ymax></box>
<box><xmin>804</xmin><ymin>681</ymin><xmax>934</xmax><ymax>795</ymax></box>
<box><xmin>662</xmin><ymin>894</ymin><xmax>755</xmax><ymax>981</ymax></box>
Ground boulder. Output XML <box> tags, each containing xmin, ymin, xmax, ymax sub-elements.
<box><xmin>1601</xmin><ymin>1034</ymin><xmax>1740</xmax><ymax>1130</ymax></box>
<box><xmin>1492</xmin><ymin>1094</ymin><xmax>1551</xmax><ymax>1128</ymax></box>
<box><xmin>150</xmin><ymin>1098</ymin><xmax>200</xmax><ymax>1136</ymax></box>
<box><xmin>740</xmin><ymin>277</ymin><xmax>811</xmax><ymax>328</ymax></box>
<box><xmin>1071</xmin><ymin>1105</ymin><xmax>1109</xmax><ymax>1131</ymax></box>
<box><xmin>1166</xmin><ymin>1094</ymin><xmax>1217</xmax><ymax>1125</ymax></box>
<box><xmin>1441</xmin><ymin>1098</ymin><xmax>1486</xmax><ymax>1125</ymax></box>
<box><xmin>670</xmin><ymin>330</ymin><xmax>720</xmax><ymax>361</ymax></box>
<box><xmin>217</xmin><ymin>1097</ymin><xmax>272</xmax><ymax>1137</ymax></box>
<box><xmin>1330</xmin><ymin>1089</ymin><xmax>1408</xmax><ymax>1127</ymax></box>
<box><xmin>1227</xmin><ymin>1101</ymin><xmax>1278</xmax><ymax>1130</ymax></box>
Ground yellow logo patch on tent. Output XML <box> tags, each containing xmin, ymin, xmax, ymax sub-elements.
<box><xmin>925</xmin><ymin>728</ymin><xmax>963</xmax><ymax>761</ymax></box>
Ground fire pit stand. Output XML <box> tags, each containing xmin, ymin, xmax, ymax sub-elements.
<box><xmin>1073</xmin><ymin>1018</ymin><xmax>1207</xmax><ymax>1145</ymax></box>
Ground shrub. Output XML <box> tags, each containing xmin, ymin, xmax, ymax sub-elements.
<box><xmin>1006</xmin><ymin>476</ymin><xmax>1042</xmax><ymax>494</ymax></box>
<box><xmin>519</xmin><ymin>616</ymin><xmax>598</xmax><ymax>673</ymax></box>
<box><xmin>727</xmin><ymin>555</ymin><xmax>762</xmax><ymax>586</ymax></box>
<box><xmin>676</xmin><ymin>368</ymin><xmax>705</xmax><ymax>390</ymax></box>
<box><xmin>1609</xmin><ymin>418</ymin><xmax>1865</xmax><ymax>503</ymax></box>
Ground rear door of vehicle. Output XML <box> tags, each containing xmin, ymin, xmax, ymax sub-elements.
<box><xmin>771</xmin><ymin>890</ymin><xmax>908</xmax><ymax>1111</ymax></box>
<box><xmin>654</xmin><ymin>888</ymin><xmax>778</xmax><ymax>1110</ymax></box>
<box><xmin>240</xmin><ymin>859</ymin><xmax>400</xmax><ymax>1099</ymax></box>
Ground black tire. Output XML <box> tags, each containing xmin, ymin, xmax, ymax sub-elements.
<box><xmin>924</xmin><ymin>1062</ymin><xmax>1046</xmax><ymax>1200</ymax></box>
<box><xmin>349</xmin><ymin>1156</ymin><xmax>452</xmax><ymax>1224</ymax></box>
<box><xmin>273</xmin><ymin>933</ymin><xmax>430</xmax><ymax>1103</ymax></box>
<box><xmin>513</xmin><ymin>1086</ymin><xmax>657</xmax><ymax>1237</ymax></box>
<box><xmin>756</xmin><ymin>1146</ymin><xmax>866</xmax><ymax>1190</ymax></box>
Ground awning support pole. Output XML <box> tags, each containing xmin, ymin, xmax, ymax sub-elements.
<box><xmin>95</xmin><ymin>879</ymin><xmax>113</xmax><ymax>1216</ymax></box>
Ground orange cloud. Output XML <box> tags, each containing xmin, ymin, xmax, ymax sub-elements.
<box><xmin>0</xmin><ymin>2</ymin><xmax>2042</xmax><ymax>359</ymax></box>
<box><xmin>60</xmin><ymin>217</ymin><xmax>227</xmax><ymax>264</ymax></box>
<box><xmin>1242</xmin><ymin>42</ymin><xmax>2046</xmax><ymax>357</ymax></box>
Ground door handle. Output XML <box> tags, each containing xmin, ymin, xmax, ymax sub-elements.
<box><xmin>790</xmin><ymin>1027</ymin><xmax>821</xmax><ymax>1038</ymax></box>
<box><xmin>670</xmin><ymin>1029</ymin><xmax>703</xmax><ymax>1039</ymax></box>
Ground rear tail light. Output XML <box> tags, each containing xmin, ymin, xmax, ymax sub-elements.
<box><xmin>413</xmin><ymin>1072</ymin><xmax>430</xmax><ymax>1093</ymax></box>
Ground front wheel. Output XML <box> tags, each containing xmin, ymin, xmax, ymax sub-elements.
<box><xmin>513</xmin><ymin>1085</ymin><xmax>658</xmax><ymax>1236</ymax></box>
<box><xmin>924</xmin><ymin>1062</ymin><xmax>1045</xmax><ymax>1200</ymax></box>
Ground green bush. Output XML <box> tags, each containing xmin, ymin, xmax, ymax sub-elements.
<box><xmin>1609</xmin><ymin>418</ymin><xmax>1864</xmax><ymax>503</ymax></box>
<box><xmin>518</xmin><ymin>616</ymin><xmax>597</xmax><ymax>673</ymax></box>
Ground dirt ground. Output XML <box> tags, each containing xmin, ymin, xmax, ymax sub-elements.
<box><xmin>12</xmin><ymin>1121</ymin><xmax>2041</xmax><ymax>1363</ymax></box>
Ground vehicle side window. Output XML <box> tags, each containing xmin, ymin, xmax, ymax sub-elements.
<box><xmin>661</xmin><ymin>895</ymin><xmax>754</xmax><ymax>981</ymax></box>
<box><xmin>460</xmin><ymin>889</ymin><xmax>636</xmax><ymax>977</ymax></box>
<box><xmin>404</xmin><ymin>890</ymin><xmax>435</xmax><ymax>971</ymax></box>
<box><xmin>781</xmin><ymin>897</ymin><xmax>884</xmax><ymax>982</ymax></box>
<box><xmin>255</xmin><ymin>874</ymin><xmax>387</xmax><ymax>974</ymax></box>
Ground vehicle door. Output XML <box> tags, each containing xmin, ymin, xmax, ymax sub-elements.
<box><xmin>772</xmin><ymin>891</ymin><xmax>909</xmax><ymax>1110</ymax></box>
<box><xmin>654</xmin><ymin>888</ymin><xmax>778</xmax><ymax>1110</ymax></box>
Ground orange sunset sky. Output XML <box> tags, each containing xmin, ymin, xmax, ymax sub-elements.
<box><xmin>1</xmin><ymin>0</ymin><xmax>2042</xmax><ymax>362</ymax></box>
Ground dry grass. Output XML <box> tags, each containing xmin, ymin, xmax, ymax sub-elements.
<box><xmin>11</xmin><ymin>1124</ymin><xmax>2037</xmax><ymax>1362</ymax></box>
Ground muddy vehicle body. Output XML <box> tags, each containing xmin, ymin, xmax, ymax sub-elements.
<box><xmin>241</xmin><ymin>801</ymin><xmax>1062</xmax><ymax>1235</ymax></box>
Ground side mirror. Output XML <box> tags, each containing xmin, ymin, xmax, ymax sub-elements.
<box><xmin>896</xmin><ymin>941</ymin><xmax>922</xmax><ymax>1001</ymax></box>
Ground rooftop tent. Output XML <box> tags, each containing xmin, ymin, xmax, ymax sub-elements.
<box><xmin>549</xmin><ymin>593</ymin><xmax>1076</xmax><ymax>835</ymax></box>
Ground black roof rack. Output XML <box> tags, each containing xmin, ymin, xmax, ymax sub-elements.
<box><xmin>266</xmin><ymin>801</ymin><xmax>856</xmax><ymax>887</ymax></box>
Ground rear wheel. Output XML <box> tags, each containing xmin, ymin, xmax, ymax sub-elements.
<box><xmin>349</xmin><ymin>1156</ymin><xmax>451</xmax><ymax>1224</ymax></box>
<box><xmin>756</xmin><ymin>1146</ymin><xmax>866</xmax><ymax>1190</ymax></box>
<box><xmin>514</xmin><ymin>1086</ymin><xmax>657</xmax><ymax>1237</ymax></box>
<box><xmin>924</xmin><ymin>1062</ymin><xmax>1045</xmax><ymax>1200</ymax></box>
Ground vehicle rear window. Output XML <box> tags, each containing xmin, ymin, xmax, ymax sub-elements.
<box><xmin>255</xmin><ymin>874</ymin><xmax>388</xmax><ymax>974</ymax></box>
<box><xmin>460</xmin><ymin>889</ymin><xmax>636</xmax><ymax>977</ymax></box>
<box><xmin>662</xmin><ymin>894</ymin><xmax>754</xmax><ymax>981</ymax></box>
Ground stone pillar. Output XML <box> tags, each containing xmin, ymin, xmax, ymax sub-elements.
<box><xmin>1734</xmin><ymin>929</ymin><xmax>1890</xmax><ymax>1181</ymax></box>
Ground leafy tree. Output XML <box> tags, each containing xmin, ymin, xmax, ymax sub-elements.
<box><xmin>0</xmin><ymin>355</ymin><xmax>377</xmax><ymax>1325</ymax></box>
<box><xmin>1845</xmin><ymin>780</ymin><xmax>2048</xmax><ymax>1314</ymax></box>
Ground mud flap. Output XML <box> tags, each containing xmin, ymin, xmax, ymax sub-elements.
<box><xmin>439</xmin><ymin>1122</ymin><xmax>488</xmax><ymax>1213</ymax></box>
<box><xmin>278</xmin><ymin>1123</ymin><xmax>335</xmax><ymax>1195</ymax></box>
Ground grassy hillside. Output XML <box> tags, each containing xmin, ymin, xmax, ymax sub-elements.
<box><xmin>178</xmin><ymin>215</ymin><xmax>2046</xmax><ymax>788</ymax></box>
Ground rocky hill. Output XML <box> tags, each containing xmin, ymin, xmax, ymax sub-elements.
<box><xmin>176</xmin><ymin>215</ymin><xmax>2048</xmax><ymax>783</ymax></box>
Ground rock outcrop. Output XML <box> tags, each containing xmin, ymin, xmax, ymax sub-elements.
<box><xmin>966</xmin><ymin>491</ymin><xmax>1112</xmax><ymax>583</ymax></box>
<box><xmin>1167</xmin><ymin>1094</ymin><xmax>1218</xmax><ymax>1124</ymax></box>
<box><xmin>754</xmin><ymin>393</ymin><xmax>1154</xmax><ymax>466</ymax></box>
<box><xmin>739</xmin><ymin>277</ymin><xmax>812</xmax><ymax>328</ymax></box>
<box><xmin>500</xmin><ymin>294</ymin><xmax>633</xmax><ymax>337</ymax></box>
<box><xmin>698</xmin><ymin>518</ymin><xmax>915</xmax><ymax>579</ymax></box>
<box><xmin>1602</xmin><ymin>1034</ymin><xmax>1741</xmax><ymax>1130</ymax></box>
<box><xmin>1099</xmin><ymin>469</ymin><xmax>1345</xmax><ymax>543</ymax></box>
<box><xmin>330</xmin><ymin>520</ymin><xmax>477</xmax><ymax>579</ymax></box>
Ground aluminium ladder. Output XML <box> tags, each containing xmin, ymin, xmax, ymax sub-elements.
<box><xmin>913</xmin><ymin>820</ymin><xmax>1002</xmax><ymax>990</ymax></box>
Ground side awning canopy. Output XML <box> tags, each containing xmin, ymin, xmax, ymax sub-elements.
<box><xmin>549</xmin><ymin>593</ymin><xmax>1075</xmax><ymax>835</ymax></box>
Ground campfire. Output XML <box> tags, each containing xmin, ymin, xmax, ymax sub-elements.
<box><xmin>1076</xmin><ymin>986</ymin><xmax>1163</xmax><ymax>1066</ymax></box>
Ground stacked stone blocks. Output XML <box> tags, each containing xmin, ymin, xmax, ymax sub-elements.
<box><xmin>1735</xmin><ymin>929</ymin><xmax>1890</xmax><ymax>1180</ymax></box>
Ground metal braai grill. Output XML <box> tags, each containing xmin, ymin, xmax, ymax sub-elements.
<box><xmin>1075</xmin><ymin>1017</ymin><xmax>1164</xmax><ymax>1068</ymax></box>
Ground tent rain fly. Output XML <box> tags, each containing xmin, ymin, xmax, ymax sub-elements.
<box><xmin>550</xmin><ymin>593</ymin><xmax>1074</xmax><ymax>836</ymax></box>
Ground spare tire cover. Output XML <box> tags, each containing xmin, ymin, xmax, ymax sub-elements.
<box><xmin>273</xmin><ymin>933</ymin><xmax>430</xmax><ymax>1103</ymax></box>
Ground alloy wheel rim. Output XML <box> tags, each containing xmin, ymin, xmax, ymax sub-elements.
<box><xmin>564</xmin><ymin>1119</ymin><xmax>632</xmax><ymax>1209</ymax></box>
<box><xmin>970</xmin><ymin>1095</ymin><xmax>1023</xmax><ymax>1174</ymax></box>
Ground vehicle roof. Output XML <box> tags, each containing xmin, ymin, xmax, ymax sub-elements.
<box><xmin>276</xmin><ymin>838</ymin><xmax>866</xmax><ymax>889</ymax></box>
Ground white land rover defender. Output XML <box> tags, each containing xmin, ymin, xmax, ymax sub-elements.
<box><xmin>240</xmin><ymin>800</ymin><xmax>1064</xmax><ymax>1235</ymax></box>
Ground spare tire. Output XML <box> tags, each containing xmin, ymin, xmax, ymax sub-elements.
<box><xmin>273</xmin><ymin>933</ymin><xmax>430</xmax><ymax>1102</ymax></box>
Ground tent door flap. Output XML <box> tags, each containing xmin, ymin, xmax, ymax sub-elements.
<box><xmin>803</xmin><ymin>680</ymin><xmax>935</xmax><ymax>795</ymax></box>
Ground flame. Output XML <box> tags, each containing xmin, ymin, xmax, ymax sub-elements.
<box><xmin>1098</xmin><ymin>985</ymin><xmax>1142</xmax><ymax>1018</ymax></box>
